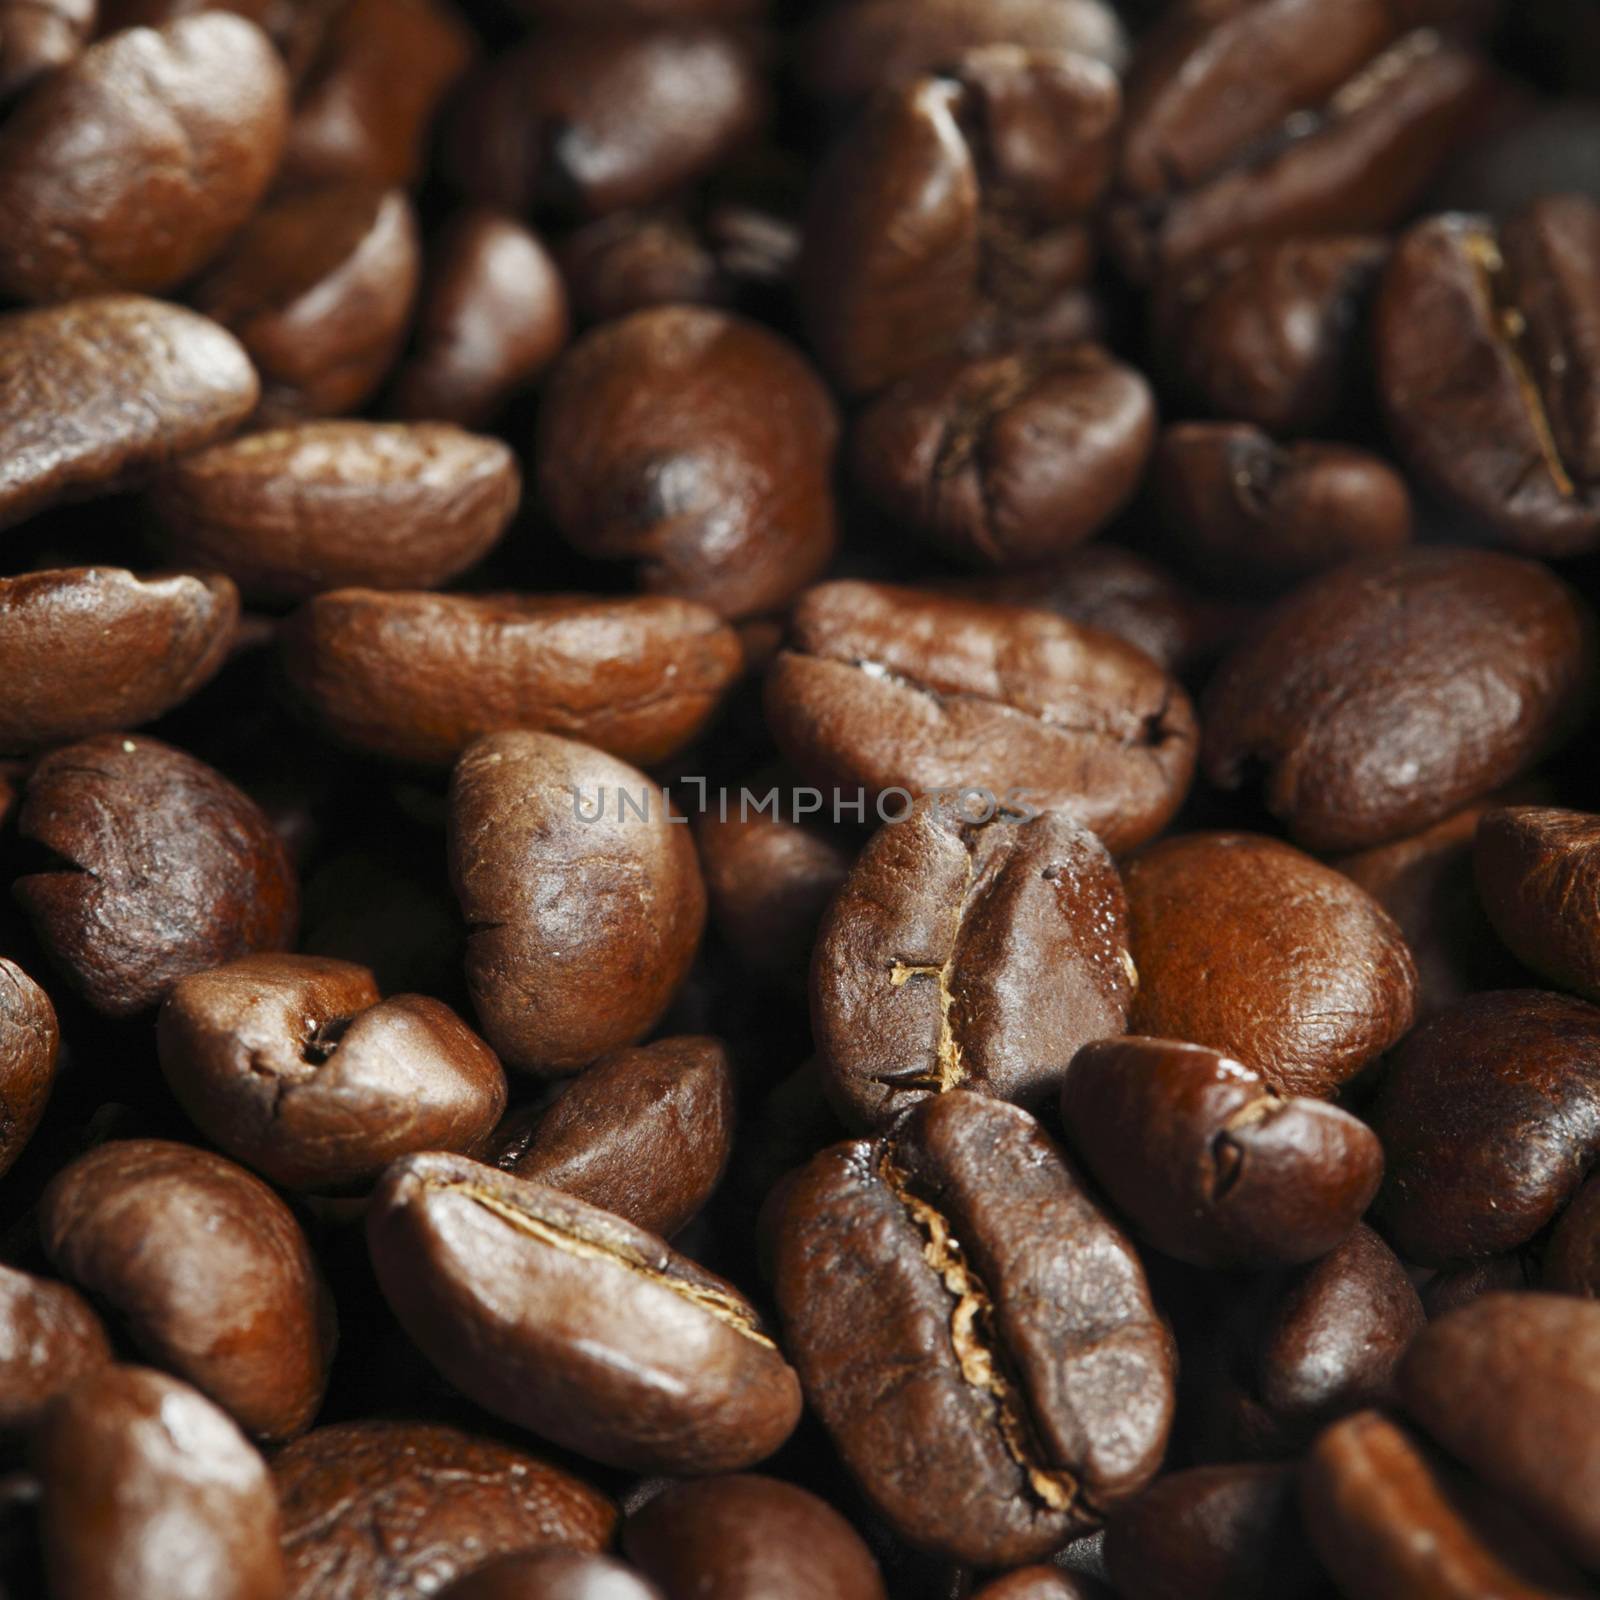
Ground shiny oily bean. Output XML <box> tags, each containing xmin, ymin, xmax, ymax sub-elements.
<box><xmin>1123</xmin><ymin>833</ymin><xmax>1417</xmax><ymax>1099</ymax></box>
<box><xmin>766</xmin><ymin>581</ymin><xmax>1198</xmax><ymax>852</ymax></box>
<box><xmin>0</xmin><ymin>1264</ymin><xmax>109</xmax><ymax>1433</ymax></box>
<box><xmin>1202</xmin><ymin>548</ymin><xmax>1596</xmax><ymax>852</ymax></box>
<box><xmin>282</xmin><ymin>590</ymin><xmax>741</xmax><ymax>768</ymax></box>
<box><xmin>0</xmin><ymin>296</ymin><xmax>257</xmax><ymax>531</ymax></box>
<box><xmin>489</xmin><ymin>1035</ymin><xmax>734</xmax><ymax>1239</ymax></box>
<box><xmin>35</xmin><ymin>1366</ymin><xmax>284</xmax><ymax>1600</ymax></box>
<box><xmin>151</xmin><ymin>423</ymin><xmax>517</xmax><ymax>605</ymax></box>
<box><xmin>1373</xmin><ymin>989</ymin><xmax>1600</xmax><ymax>1264</ymax></box>
<box><xmin>0</xmin><ymin>0</ymin><xmax>93</xmax><ymax>102</ymax></box>
<box><xmin>813</xmin><ymin>800</ymin><xmax>1135</xmax><ymax>1130</ymax></box>
<box><xmin>440</xmin><ymin>1551</ymin><xmax>664</xmax><ymax>1600</ymax></box>
<box><xmin>772</xmin><ymin>1094</ymin><xmax>1175</xmax><ymax>1568</ymax></box>
<box><xmin>1545</xmin><ymin>1171</ymin><xmax>1600</xmax><ymax>1298</ymax></box>
<box><xmin>367</xmin><ymin>1152</ymin><xmax>802</xmax><ymax>1474</ymax></box>
<box><xmin>1062</xmin><ymin>1038</ymin><xmax>1383</xmax><ymax>1269</ymax></box>
<box><xmin>275</xmin><ymin>1421</ymin><xmax>616</xmax><ymax>1600</ymax></box>
<box><xmin>0</xmin><ymin>959</ymin><xmax>57</xmax><ymax>1181</ymax></box>
<box><xmin>40</xmin><ymin>1140</ymin><xmax>335</xmax><ymax>1440</ymax></box>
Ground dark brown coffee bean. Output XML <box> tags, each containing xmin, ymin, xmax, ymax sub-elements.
<box><xmin>1111</xmin><ymin>3</ymin><xmax>1487</xmax><ymax>280</ymax></box>
<box><xmin>1377</xmin><ymin>197</ymin><xmax>1600</xmax><ymax>556</ymax></box>
<box><xmin>0</xmin><ymin>959</ymin><xmax>57</xmax><ymax>1181</ymax></box>
<box><xmin>1373</xmin><ymin>989</ymin><xmax>1600</xmax><ymax>1264</ymax></box>
<box><xmin>282</xmin><ymin>590</ymin><xmax>741</xmax><ymax>767</ymax></box>
<box><xmin>1475</xmin><ymin>806</ymin><xmax>1600</xmax><ymax>1002</ymax></box>
<box><xmin>0</xmin><ymin>0</ymin><xmax>92</xmax><ymax>102</ymax></box>
<box><xmin>35</xmin><ymin>1365</ymin><xmax>284</xmax><ymax>1600</ymax></box>
<box><xmin>771</xmin><ymin>1094</ymin><xmax>1174</xmax><ymax>1567</ymax></box>
<box><xmin>367</xmin><ymin>1152</ymin><xmax>802</xmax><ymax>1473</ymax></box>
<box><xmin>799</xmin><ymin>50</ymin><xmax>1121</xmax><ymax>395</ymax></box>
<box><xmin>448</xmin><ymin>24</ymin><xmax>763</xmax><ymax>220</ymax></box>
<box><xmin>1062</xmin><ymin>1037</ymin><xmax>1383</xmax><ymax>1269</ymax></box>
<box><xmin>150</xmin><ymin>422</ymin><xmax>516</xmax><ymax>604</ymax></box>
<box><xmin>440</xmin><ymin>1551</ymin><xmax>664</xmax><ymax>1600</ymax></box>
<box><xmin>1202</xmin><ymin>548</ymin><xmax>1596</xmax><ymax>852</ymax></box>
<box><xmin>623</xmin><ymin>1475</ymin><xmax>886</xmax><ymax>1600</ymax></box>
<box><xmin>537</xmin><ymin>306</ymin><xmax>837</xmax><ymax>619</ymax></box>
<box><xmin>814</xmin><ymin>800</ymin><xmax>1134</xmax><ymax>1130</ymax></box>
<box><xmin>13</xmin><ymin>735</ymin><xmax>299</xmax><ymax>1017</ymax></box>
<box><xmin>1150</xmin><ymin>235</ymin><xmax>1388</xmax><ymax>434</ymax></box>
<box><xmin>1545</xmin><ymin>1172</ymin><xmax>1600</xmax><ymax>1298</ymax></box>
<box><xmin>0</xmin><ymin>568</ymin><xmax>238</xmax><ymax>752</ymax></box>
<box><xmin>190</xmin><ymin>184</ymin><xmax>421</xmax><ymax>425</ymax></box>
<box><xmin>157</xmin><ymin>953</ymin><xmax>506</xmax><ymax>1193</ymax></box>
<box><xmin>275</xmin><ymin>1420</ymin><xmax>616</xmax><ymax>1600</ymax></box>
<box><xmin>850</xmin><ymin>346</ymin><xmax>1155</xmax><ymax>568</ymax></box>
<box><xmin>0</xmin><ymin>296</ymin><xmax>257</xmax><ymax>531</ymax></box>
<box><xmin>448</xmin><ymin>730</ymin><xmax>706</xmax><ymax>1073</ymax></box>
<box><xmin>0</xmin><ymin>14</ymin><xmax>288</xmax><ymax>300</ymax></box>
<box><xmin>1123</xmin><ymin>833</ymin><xmax>1417</xmax><ymax>1098</ymax></box>
<box><xmin>1155</xmin><ymin>425</ymin><xmax>1412</xmax><ymax>592</ymax></box>
<box><xmin>389</xmin><ymin>211</ymin><xmax>570</xmax><ymax>427</ymax></box>
<box><xmin>0</xmin><ymin>1265</ymin><xmax>109</xmax><ymax>1433</ymax></box>
<box><xmin>489</xmin><ymin>1035</ymin><xmax>734</xmax><ymax>1239</ymax></box>
<box><xmin>766</xmin><ymin>581</ymin><xmax>1198</xmax><ymax>852</ymax></box>
<box><xmin>40</xmin><ymin>1139</ymin><xmax>335</xmax><ymax>1439</ymax></box>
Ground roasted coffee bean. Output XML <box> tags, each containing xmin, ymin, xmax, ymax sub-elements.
<box><xmin>1373</xmin><ymin>989</ymin><xmax>1600</xmax><ymax>1264</ymax></box>
<box><xmin>0</xmin><ymin>1265</ymin><xmax>108</xmax><ymax>1433</ymax></box>
<box><xmin>969</xmin><ymin>1570</ymin><xmax>1107</xmax><ymax>1600</ymax></box>
<box><xmin>0</xmin><ymin>14</ymin><xmax>287</xmax><ymax>301</ymax></box>
<box><xmin>150</xmin><ymin>422</ymin><xmax>516</xmax><ymax>604</ymax></box>
<box><xmin>440</xmin><ymin>1551</ymin><xmax>664</xmax><ymax>1600</ymax></box>
<box><xmin>448</xmin><ymin>730</ymin><xmax>706</xmax><ymax>1073</ymax></box>
<box><xmin>282</xmin><ymin>591</ymin><xmax>741</xmax><ymax>767</ymax></box>
<box><xmin>449</xmin><ymin>24</ymin><xmax>763</xmax><ymax>220</ymax></box>
<box><xmin>0</xmin><ymin>960</ymin><xmax>57</xmax><ymax>1181</ymax></box>
<box><xmin>488</xmin><ymin>1035</ymin><xmax>734</xmax><ymax>1238</ymax></box>
<box><xmin>1150</xmin><ymin>235</ymin><xmax>1388</xmax><ymax>434</ymax></box>
<box><xmin>1155</xmin><ymin>424</ymin><xmax>1412</xmax><ymax>592</ymax></box>
<box><xmin>389</xmin><ymin>211</ymin><xmax>570</xmax><ymax>427</ymax></box>
<box><xmin>772</xmin><ymin>1093</ymin><xmax>1175</xmax><ymax>1567</ymax></box>
<box><xmin>1062</xmin><ymin>1038</ymin><xmax>1383</xmax><ymax>1269</ymax></box>
<box><xmin>623</xmin><ymin>1475</ymin><xmax>887</xmax><ymax>1599</ymax></box>
<box><xmin>799</xmin><ymin>50</ymin><xmax>1121</xmax><ymax>395</ymax></box>
<box><xmin>157</xmin><ymin>954</ymin><xmax>506</xmax><ymax>1192</ymax></box>
<box><xmin>1301</xmin><ymin>1409</ymin><xmax>1588</xmax><ymax>1600</ymax></box>
<box><xmin>13</xmin><ymin>735</ymin><xmax>298</xmax><ymax>1017</ymax></box>
<box><xmin>813</xmin><ymin>799</ymin><xmax>1135</xmax><ymax>1130</ymax></box>
<box><xmin>0</xmin><ymin>568</ymin><xmax>238</xmax><ymax>752</ymax></box>
<box><xmin>850</xmin><ymin>346</ymin><xmax>1155</xmax><ymax>568</ymax></box>
<box><xmin>537</xmin><ymin>306</ymin><xmax>837</xmax><ymax>620</ymax></box>
<box><xmin>0</xmin><ymin>296</ymin><xmax>257</xmax><ymax>531</ymax></box>
<box><xmin>275</xmin><ymin>1420</ymin><xmax>616</xmax><ymax>1600</ymax></box>
<box><xmin>1110</xmin><ymin>1</ymin><xmax>1487</xmax><ymax>280</ymax></box>
<box><xmin>35</xmin><ymin>1366</ymin><xmax>284</xmax><ymax>1600</ymax></box>
<box><xmin>1202</xmin><ymin>548</ymin><xmax>1596</xmax><ymax>852</ymax></box>
<box><xmin>1104</xmin><ymin>1464</ymin><xmax>1329</xmax><ymax>1600</ymax></box>
<box><xmin>1123</xmin><ymin>833</ymin><xmax>1417</xmax><ymax>1099</ymax></box>
<box><xmin>1377</xmin><ymin>197</ymin><xmax>1600</xmax><ymax>556</ymax></box>
<box><xmin>766</xmin><ymin>581</ymin><xmax>1198</xmax><ymax>852</ymax></box>
<box><xmin>367</xmin><ymin>1152</ymin><xmax>802</xmax><ymax>1473</ymax></box>
<box><xmin>557</xmin><ymin>208</ymin><xmax>731</xmax><ymax>322</ymax></box>
<box><xmin>0</xmin><ymin>0</ymin><xmax>93</xmax><ymax>102</ymax></box>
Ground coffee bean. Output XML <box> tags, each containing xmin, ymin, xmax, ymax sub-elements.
<box><xmin>488</xmin><ymin>1035</ymin><xmax>734</xmax><ymax>1238</ymax></box>
<box><xmin>850</xmin><ymin>346</ymin><xmax>1155</xmax><ymax>568</ymax></box>
<box><xmin>1378</xmin><ymin>196</ymin><xmax>1600</xmax><ymax>555</ymax></box>
<box><xmin>13</xmin><ymin>735</ymin><xmax>299</xmax><ymax>1017</ymax></box>
<box><xmin>99</xmin><ymin>0</ymin><xmax>342</xmax><ymax>83</ymax></box>
<box><xmin>537</xmin><ymin>306</ymin><xmax>837</xmax><ymax>619</ymax></box>
<box><xmin>0</xmin><ymin>959</ymin><xmax>57</xmax><ymax>1181</ymax></box>
<box><xmin>448</xmin><ymin>730</ymin><xmax>706</xmax><ymax>1073</ymax></box>
<box><xmin>0</xmin><ymin>0</ymin><xmax>92</xmax><ymax>102</ymax></box>
<box><xmin>1202</xmin><ymin>548</ymin><xmax>1596</xmax><ymax>852</ymax></box>
<box><xmin>1372</xmin><ymin>989</ymin><xmax>1600</xmax><ymax>1263</ymax></box>
<box><xmin>969</xmin><ymin>1569</ymin><xmax>1108</xmax><ymax>1600</ymax></box>
<box><xmin>40</xmin><ymin>1139</ymin><xmax>335</xmax><ymax>1438</ymax></box>
<box><xmin>440</xmin><ymin>1551</ymin><xmax>664</xmax><ymax>1600</ymax></box>
<box><xmin>275</xmin><ymin>1420</ymin><xmax>615</xmax><ymax>1600</ymax></box>
<box><xmin>0</xmin><ymin>14</ymin><xmax>288</xmax><ymax>300</ymax></box>
<box><xmin>1062</xmin><ymin>1037</ymin><xmax>1383</xmax><ymax>1269</ymax></box>
<box><xmin>766</xmin><ymin>581</ymin><xmax>1198</xmax><ymax>851</ymax></box>
<box><xmin>367</xmin><ymin>1152</ymin><xmax>802</xmax><ymax>1473</ymax></box>
<box><xmin>813</xmin><ymin>799</ymin><xmax>1134</xmax><ymax>1130</ymax></box>
<box><xmin>622</xmin><ymin>1475</ymin><xmax>887</xmax><ymax>1599</ymax></box>
<box><xmin>282</xmin><ymin>590</ymin><xmax>741</xmax><ymax>767</ymax></box>
<box><xmin>34</xmin><ymin>1366</ymin><xmax>284</xmax><ymax>1600</ymax></box>
<box><xmin>0</xmin><ymin>296</ymin><xmax>257</xmax><ymax>531</ymax></box>
<box><xmin>0</xmin><ymin>1264</ymin><xmax>108</xmax><ymax>1433</ymax></box>
<box><xmin>1122</xmin><ymin>832</ymin><xmax>1417</xmax><ymax>1098</ymax></box>
<box><xmin>771</xmin><ymin>1093</ymin><xmax>1174</xmax><ymax>1567</ymax></box>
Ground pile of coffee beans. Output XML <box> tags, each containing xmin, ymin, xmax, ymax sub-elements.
<box><xmin>2</xmin><ymin>0</ymin><xmax>1600</xmax><ymax>1594</ymax></box>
